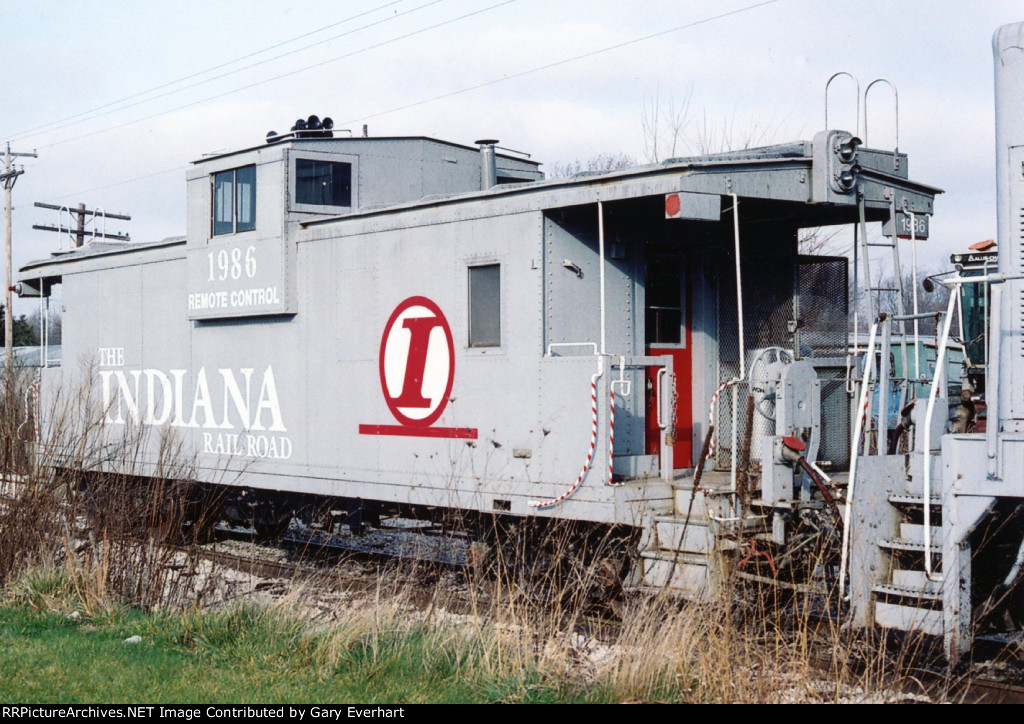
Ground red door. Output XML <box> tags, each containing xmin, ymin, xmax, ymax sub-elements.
<box><xmin>644</xmin><ymin>252</ymin><xmax>693</xmax><ymax>469</ymax></box>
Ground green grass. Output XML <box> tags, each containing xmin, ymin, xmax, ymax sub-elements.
<box><xmin>0</xmin><ymin>602</ymin><xmax>607</xmax><ymax>704</ymax></box>
<box><xmin>0</xmin><ymin>563</ymin><xmax>866</xmax><ymax>704</ymax></box>
<box><xmin>0</xmin><ymin>564</ymin><xmax>915</xmax><ymax>704</ymax></box>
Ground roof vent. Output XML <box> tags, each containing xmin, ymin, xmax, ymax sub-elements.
<box><xmin>476</xmin><ymin>139</ymin><xmax>499</xmax><ymax>189</ymax></box>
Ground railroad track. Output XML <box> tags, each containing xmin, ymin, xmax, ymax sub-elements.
<box><xmin>172</xmin><ymin>525</ymin><xmax>458</xmax><ymax>597</ymax></box>
<box><xmin>190</xmin><ymin>534</ymin><xmax>1024</xmax><ymax>702</ymax></box>
<box><xmin>959</xmin><ymin>679</ymin><xmax>1024</xmax><ymax>704</ymax></box>
<box><xmin>177</xmin><ymin>522</ymin><xmax>624</xmax><ymax>637</ymax></box>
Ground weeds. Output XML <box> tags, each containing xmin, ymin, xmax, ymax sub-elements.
<box><xmin>0</xmin><ymin>541</ymin><xmax>956</xmax><ymax>703</ymax></box>
<box><xmin>0</xmin><ymin>364</ymin><xmax>222</xmax><ymax>612</ymax></box>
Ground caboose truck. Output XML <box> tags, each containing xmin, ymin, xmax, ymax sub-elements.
<box><xmin>21</xmin><ymin>22</ymin><xmax>1024</xmax><ymax>659</ymax></box>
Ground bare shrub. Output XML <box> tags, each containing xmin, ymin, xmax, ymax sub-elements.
<box><xmin>0</xmin><ymin>363</ymin><xmax>225</xmax><ymax>612</ymax></box>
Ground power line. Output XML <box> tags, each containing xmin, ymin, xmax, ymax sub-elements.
<box><xmin>44</xmin><ymin>166</ymin><xmax>186</xmax><ymax>205</ymax></box>
<box><xmin>343</xmin><ymin>0</ymin><xmax>782</xmax><ymax>125</ymax></box>
<box><xmin>4</xmin><ymin>0</ymin><xmax>408</xmax><ymax>144</ymax></box>
<box><xmin>42</xmin><ymin>0</ymin><xmax>778</xmax><ymax>201</ymax></box>
<box><xmin>7</xmin><ymin>1</ymin><xmax>446</xmax><ymax>145</ymax></box>
<box><xmin>37</xmin><ymin>0</ymin><xmax>518</xmax><ymax>152</ymax></box>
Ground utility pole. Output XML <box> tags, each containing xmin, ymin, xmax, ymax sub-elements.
<box><xmin>1</xmin><ymin>143</ymin><xmax>36</xmax><ymax>371</ymax></box>
<box><xmin>32</xmin><ymin>202</ymin><xmax>130</xmax><ymax>247</ymax></box>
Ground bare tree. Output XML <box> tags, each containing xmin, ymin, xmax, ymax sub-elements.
<box><xmin>641</xmin><ymin>87</ymin><xmax>694</xmax><ymax>163</ymax></box>
<box><xmin>548</xmin><ymin>152</ymin><xmax>637</xmax><ymax>178</ymax></box>
<box><xmin>26</xmin><ymin>308</ymin><xmax>61</xmax><ymax>345</ymax></box>
<box><xmin>860</xmin><ymin>267</ymin><xmax>952</xmax><ymax>336</ymax></box>
<box><xmin>691</xmin><ymin>107</ymin><xmax>788</xmax><ymax>156</ymax></box>
<box><xmin>642</xmin><ymin>87</ymin><xmax>794</xmax><ymax>162</ymax></box>
<box><xmin>799</xmin><ymin>226</ymin><xmax>849</xmax><ymax>257</ymax></box>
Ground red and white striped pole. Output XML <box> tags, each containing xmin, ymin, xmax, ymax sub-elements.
<box><xmin>608</xmin><ymin>388</ymin><xmax>616</xmax><ymax>486</ymax></box>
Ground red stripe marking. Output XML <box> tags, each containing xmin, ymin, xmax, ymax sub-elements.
<box><xmin>358</xmin><ymin>424</ymin><xmax>478</xmax><ymax>439</ymax></box>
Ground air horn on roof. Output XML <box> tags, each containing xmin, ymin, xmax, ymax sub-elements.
<box><xmin>266</xmin><ymin>115</ymin><xmax>336</xmax><ymax>143</ymax></box>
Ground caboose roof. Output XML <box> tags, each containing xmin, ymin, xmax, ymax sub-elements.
<box><xmin>20</xmin><ymin>132</ymin><xmax>942</xmax><ymax>280</ymax></box>
<box><xmin>301</xmin><ymin>135</ymin><xmax>941</xmax><ymax>233</ymax></box>
<box><xmin>192</xmin><ymin>134</ymin><xmax>541</xmax><ymax>169</ymax></box>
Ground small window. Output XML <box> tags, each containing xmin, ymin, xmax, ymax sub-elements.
<box><xmin>296</xmin><ymin>159</ymin><xmax>351</xmax><ymax>207</ymax></box>
<box><xmin>645</xmin><ymin>256</ymin><xmax>683</xmax><ymax>345</ymax></box>
<box><xmin>469</xmin><ymin>264</ymin><xmax>501</xmax><ymax>347</ymax></box>
<box><xmin>212</xmin><ymin>165</ymin><xmax>256</xmax><ymax>236</ymax></box>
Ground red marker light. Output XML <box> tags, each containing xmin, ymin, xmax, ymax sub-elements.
<box><xmin>665</xmin><ymin>193</ymin><xmax>681</xmax><ymax>217</ymax></box>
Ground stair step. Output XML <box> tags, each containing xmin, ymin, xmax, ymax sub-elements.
<box><xmin>880</xmin><ymin>538</ymin><xmax>941</xmax><ymax>555</ymax></box>
<box><xmin>639</xmin><ymin>549</ymin><xmax>712</xmax><ymax>566</ymax></box>
<box><xmin>638</xmin><ymin>550</ymin><xmax>716</xmax><ymax>600</ymax></box>
<box><xmin>672</xmin><ymin>485</ymin><xmax>732</xmax><ymax>518</ymax></box>
<box><xmin>654</xmin><ymin>515</ymin><xmax>712</xmax><ymax>553</ymax></box>
<box><xmin>874</xmin><ymin>600</ymin><xmax>943</xmax><ymax>636</ymax></box>
<box><xmin>900</xmin><ymin>523</ymin><xmax>942</xmax><ymax>546</ymax></box>
<box><xmin>873</xmin><ymin>583</ymin><xmax>943</xmax><ymax>602</ymax></box>
<box><xmin>673</xmin><ymin>486</ymin><xmax>706</xmax><ymax>517</ymax></box>
<box><xmin>888</xmin><ymin>493</ymin><xmax>941</xmax><ymax>507</ymax></box>
<box><xmin>892</xmin><ymin>568</ymin><xmax>943</xmax><ymax>594</ymax></box>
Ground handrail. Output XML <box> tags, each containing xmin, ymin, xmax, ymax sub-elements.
<box><xmin>729</xmin><ymin>194</ymin><xmax>745</xmax><ymax>511</ymax></box>
<box><xmin>545</xmin><ymin>342</ymin><xmax>598</xmax><ymax>357</ymax></box>
<box><xmin>922</xmin><ymin>290</ymin><xmax>958</xmax><ymax>581</ymax></box>
<box><xmin>91</xmin><ymin>206</ymin><xmax>106</xmax><ymax>244</ymax></box>
<box><xmin>864</xmin><ymin>78</ymin><xmax>899</xmax><ymax>152</ymax></box>
<box><xmin>988</xmin><ymin>282</ymin><xmax>1002</xmax><ymax>480</ymax></box>
<box><xmin>825</xmin><ymin>71</ymin><xmax>860</xmax><ymax>136</ymax></box>
<box><xmin>840</xmin><ymin>316</ymin><xmax>881</xmax><ymax>599</ymax></box>
<box><xmin>57</xmin><ymin>205</ymin><xmax>71</xmax><ymax>250</ymax></box>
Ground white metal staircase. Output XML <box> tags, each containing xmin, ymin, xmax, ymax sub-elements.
<box><xmin>630</xmin><ymin>478</ymin><xmax>733</xmax><ymax>600</ymax></box>
<box><xmin>872</xmin><ymin>487</ymin><xmax>945</xmax><ymax>637</ymax></box>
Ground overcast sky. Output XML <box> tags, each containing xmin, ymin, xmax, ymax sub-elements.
<box><xmin>2</xmin><ymin>0</ymin><xmax>1022</xmax><ymax>315</ymax></box>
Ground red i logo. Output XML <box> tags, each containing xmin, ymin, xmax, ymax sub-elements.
<box><xmin>359</xmin><ymin>296</ymin><xmax>477</xmax><ymax>439</ymax></box>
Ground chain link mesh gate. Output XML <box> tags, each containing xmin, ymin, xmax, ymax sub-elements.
<box><xmin>714</xmin><ymin>253</ymin><xmax>849</xmax><ymax>471</ymax></box>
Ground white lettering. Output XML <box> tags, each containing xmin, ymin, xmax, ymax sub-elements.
<box><xmin>98</xmin><ymin>347</ymin><xmax>124</xmax><ymax>366</ymax></box>
<box><xmin>100</xmin><ymin>364</ymin><xmax>288</xmax><ymax>437</ymax></box>
<box><xmin>100</xmin><ymin>370</ymin><xmax>116</xmax><ymax>423</ymax></box>
<box><xmin>144</xmin><ymin>369</ymin><xmax>173</xmax><ymax>425</ymax></box>
<box><xmin>189</xmin><ymin>367</ymin><xmax>216</xmax><ymax>429</ymax></box>
<box><xmin>114</xmin><ymin>370</ymin><xmax>142</xmax><ymax>424</ymax></box>
<box><xmin>219</xmin><ymin>368</ymin><xmax>253</xmax><ymax>430</ymax></box>
<box><xmin>252</xmin><ymin>366</ymin><xmax>286</xmax><ymax>432</ymax></box>
<box><xmin>187</xmin><ymin>291</ymin><xmax>229</xmax><ymax>310</ymax></box>
<box><xmin>205</xmin><ymin>432</ymin><xmax>292</xmax><ymax>460</ymax></box>
<box><xmin>191</xmin><ymin>287</ymin><xmax>281</xmax><ymax>311</ymax></box>
<box><xmin>170</xmin><ymin>369</ymin><xmax>188</xmax><ymax>427</ymax></box>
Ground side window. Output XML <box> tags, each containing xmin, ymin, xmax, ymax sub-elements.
<box><xmin>295</xmin><ymin>159</ymin><xmax>351</xmax><ymax>207</ymax></box>
<box><xmin>469</xmin><ymin>264</ymin><xmax>501</xmax><ymax>347</ymax></box>
<box><xmin>212</xmin><ymin>165</ymin><xmax>256</xmax><ymax>236</ymax></box>
<box><xmin>645</xmin><ymin>254</ymin><xmax>684</xmax><ymax>346</ymax></box>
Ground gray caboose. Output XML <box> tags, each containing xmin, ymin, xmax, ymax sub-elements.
<box><xmin>19</xmin><ymin>119</ymin><xmax>938</xmax><ymax>601</ymax></box>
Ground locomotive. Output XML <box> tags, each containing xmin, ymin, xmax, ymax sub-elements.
<box><xmin>19</xmin><ymin>20</ymin><xmax>1024</xmax><ymax>660</ymax></box>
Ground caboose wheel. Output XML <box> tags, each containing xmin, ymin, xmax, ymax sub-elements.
<box><xmin>253</xmin><ymin>515</ymin><xmax>292</xmax><ymax>541</ymax></box>
<box><xmin>179</xmin><ymin>483</ymin><xmax>224</xmax><ymax>544</ymax></box>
